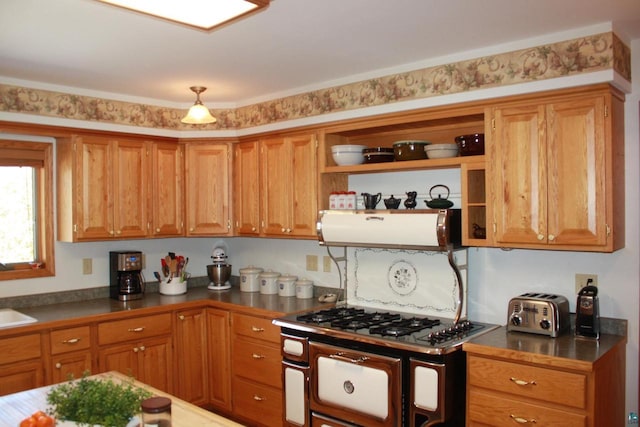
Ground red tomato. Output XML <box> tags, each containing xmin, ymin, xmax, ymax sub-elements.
<box><xmin>19</xmin><ymin>416</ymin><xmax>37</xmax><ymax>427</ymax></box>
<box><xmin>35</xmin><ymin>414</ymin><xmax>55</xmax><ymax>427</ymax></box>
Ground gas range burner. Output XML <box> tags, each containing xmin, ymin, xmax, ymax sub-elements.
<box><xmin>331</xmin><ymin>312</ymin><xmax>402</xmax><ymax>330</ymax></box>
<box><xmin>369</xmin><ymin>317</ymin><xmax>441</xmax><ymax>337</ymax></box>
<box><xmin>296</xmin><ymin>307</ymin><xmax>365</xmax><ymax>324</ymax></box>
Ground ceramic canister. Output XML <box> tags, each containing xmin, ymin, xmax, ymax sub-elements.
<box><xmin>259</xmin><ymin>270</ymin><xmax>280</xmax><ymax>295</ymax></box>
<box><xmin>295</xmin><ymin>278</ymin><xmax>314</xmax><ymax>299</ymax></box>
<box><xmin>278</xmin><ymin>274</ymin><xmax>298</xmax><ymax>297</ymax></box>
<box><xmin>239</xmin><ymin>265</ymin><xmax>263</xmax><ymax>292</ymax></box>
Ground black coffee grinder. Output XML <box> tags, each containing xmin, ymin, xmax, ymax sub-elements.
<box><xmin>110</xmin><ymin>251</ymin><xmax>145</xmax><ymax>301</ymax></box>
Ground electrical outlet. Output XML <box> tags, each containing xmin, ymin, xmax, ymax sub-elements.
<box><xmin>323</xmin><ymin>256</ymin><xmax>332</xmax><ymax>273</ymax></box>
<box><xmin>82</xmin><ymin>258</ymin><xmax>92</xmax><ymax>275</ymax></box>
<box><xmin>575</xmin><ymin>273</ymin><xmax>598</xmax><ymax>294</ymax></box>
<box><xmin>306</xmin><ymin>255</ymin><xmax>318</xmax><ymax>271</ymax></box>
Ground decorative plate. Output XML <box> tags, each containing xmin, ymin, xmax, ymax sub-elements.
<box><xmin>387</xmin><ymin>260</ymin><xmax>418</xmax><ymax>295</ymax></box>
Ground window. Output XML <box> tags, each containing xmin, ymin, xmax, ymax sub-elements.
<box><xmin>0</xmin><ymin>139</ymin><xmax>54</xmax><ymax>280</ymax></box>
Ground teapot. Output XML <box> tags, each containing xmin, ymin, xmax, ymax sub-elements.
<box><xmin>425</xmin><ymin>184</ymin><xmax>454</xmax><ymax>209</ymax></box>
<box><xmin>383</xmin><ymin>195</ymin><xmax>401</xmax><ymax>209</ymax></box>
<box><xmin>361</xmin><ymin>192</ymin><xmax>382</xmax><ymax>210</ymax></box>
<box><xmin>404</xmin><ymin>191</ymin><xmax>417</xmax><ymax>209</ymax></box>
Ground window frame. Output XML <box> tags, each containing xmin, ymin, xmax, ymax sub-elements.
<box><xmin>0</xmin><ymin>140</ymin><xmax>55</xmax><ymax>280</ymax></box>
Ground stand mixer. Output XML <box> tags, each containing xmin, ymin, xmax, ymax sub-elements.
<box><xmin>207</xmin><ymin>246</ymin><xmax>232</xmax><ymax>290</ymax></box>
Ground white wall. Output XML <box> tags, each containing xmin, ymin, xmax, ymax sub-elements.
<box><xmin>1</xmin><ymin>38</ymin><xmax>637</xmax><ymax>422</ymax></box>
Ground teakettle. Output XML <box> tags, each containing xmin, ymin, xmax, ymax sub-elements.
<box><xmin>425</xmin><ymin>184</ymin><xmax>454</xmax><ymax>209</ymax></box>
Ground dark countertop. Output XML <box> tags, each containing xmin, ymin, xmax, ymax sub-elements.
<box><xmin>0</xmin><ymin>285</ymin><xmax>330</xmax><ymax>335</ymax></box>
<box><xmin>463</xmin><ymin>324</ymin><xmax>627</xmax><ymax>370</ymax></box>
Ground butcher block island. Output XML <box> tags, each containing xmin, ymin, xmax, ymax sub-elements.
<box><xmin>0</xmin><ymin>371</ymin><xmax>243</xmax><ymax>426</ymax></box>
<box><xmin>463</xmin><ymin>324</ymin><xmax>627</xmax><ymax>427</ymax></box>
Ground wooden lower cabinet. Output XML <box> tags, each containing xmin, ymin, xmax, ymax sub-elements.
<box><xmin>97</xmin><ymin>313</ymin><xmax>173</xmax><ymax>393</ymax></box>
<box><xmin>0</xmin><ymin>334</ymin><xmax>44</xmax><ymax>396</ymax></box>
<box><xmin>207</xmin><ymin>308</ymin><xmax>232</xmax><ymax>411</ymax></box>
<box><xmin>49</xmin><ymin>325</ymin><xmax>93</xmax><ymax>384</ymax></box>
<box><xmin>231</xmin><ymin>312</ymin><xmax>283</xmax><ymax>426</ymax></box>
<box><xmin>174</xmin><ymin>307</ymin><xmax>209</xmax><ymax>406</ymax></box>
<box><xmin>465</xmin><ymin>343</ymin><xmax>626</xmax><ymax>427</ymax></box>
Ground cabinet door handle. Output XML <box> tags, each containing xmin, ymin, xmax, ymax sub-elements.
<box><xmin>55</xmin><ymin>362</ymin><xmax>62</xmax><ymax>369</ymax></box>
<box><xmin>548</xmin><ymin>234</ymin><xmax>555</xmax><ymax>241</ymax></box>
<box><xmin>62</xmin><ymin>338</ymin><xmax>80</xmax><ymax>344</ymax></box>
<box><xmin>140</xmin><ymin>345</ymin><xmax>145</xmax><ymax>351</ymax></box>
<box><xmin>510</xmin><ymin>414</ymin><xmax>537</xmax><ymax>424</ymax></box>
<box><xmin>156</xmin><ymin>228</ymin><xmax>161</xmax><ymax>233</ymax></box>
<box><xmin>509</xmin><ymin>377</ymin><xmax>537</xmax><ymax>387</ymax></box>
<box><xmin>133</xmin><ymin>347</ymin><xmax>139</xmax><ymax>353</ymax></box>
<box><xmin>178</xmin><ymin>315</ymin><xmax>185</xmax><ymax>320</ymax></box>
<box><xmin>253</xmin><ymin>395</ymin><xmax>265</xmax><ymax>401</ymax></box>
<box><xmin>536</xmin><ymin>234</ymin><xmax>544</xmax><ymax>241</ymax></box>
<box><xmin>128</xmin><ymin>327</ymin><xmax>145</xmax><ymax>332</ymax></box>
<box><xmin>251</xmin><ymin>326</ymin><xmax>265</xmax><ymax>333</ymax></box>
<box><xmin>252</xmin><ymin>353</ymin><xmax>265</xmax><ymax>359</ymax></box>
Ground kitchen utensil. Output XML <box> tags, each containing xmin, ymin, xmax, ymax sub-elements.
<box><xmin>239</xmin><ymin>265</ymin><xmax>263</xmax><ymax>292</ymax></box>
<box><xmin>207</xmin><ymin>264</ymin><xmax>232</xmax><ymax>290</ymax></box>
<box><xmin>278</xmin><ymin>274</ymin><xmax>298</xmax><ymax>297</ymax></box>
<box><xmin>472</xmin><ymin>223</ymin><xmax>486</xmax><ymax>239</ymax></box>
<box><xmin>404</xmin><ymin>191</ymin><xmax>417</xmax><ymax>209</ymax></box>
<box><xmin>361</xmin><ymin>192</ymin><xmax>382</xmax><ymax>209</ymax></box>
<box><xmin>393</xmin><ymin>140</ymin><xmax>430</xmax><ymax>161</ymax></box>
<box><xmin>295</xmin><ymin>278</ymin><xmax>314</xmax><ymax>299</ymax></box>
<box><xmin>363</xmin><ymin>147</ymin><xmax>394</xmax><ymax>163</ymax></box>
<box><xmin>507</xmin><ymin>292</ymin><xmax>570</xmax><ymax>337</ymax></box>
<box><xmin>153</xmin><ymin>271</ymin><xmax>162</xmax><ymax>282</ymax></box>
<box><xmin>576</xmin><ymin>285</ymin><xmax>600</xmax><ymax>339</ymax></box>
<box><xmin>455</xmin><ymin>133</ymin><xmax>485</xmax><ymax>156</ymax></box>
<box><xmin>424</xmin><ymin>143</ymin><xmax>459</xmax><ymax>159</ymax></box>
<box><xmin>383</xmin><ymin>195</ymin><xmax>401</xmax><ymax>209</ymax></box>
<box><xmin>259</xmin><ymin>270</ymin><xmax>280</xmax><ymax>294</ymax></box>
<box><xmin>331</xmin><ymin>145</ymin><xmax>367</xmax><ymax>166</ymax></box>
<box><xmin>425</xmin><ymin>184</ymin><xmax>454</xmax><ymax>208</ymax></box>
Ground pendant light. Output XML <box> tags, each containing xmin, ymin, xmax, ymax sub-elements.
<box><xmin>181</xmin><ymin>86</ymin><xmax>216</xmax><ymax>124</ymax></box>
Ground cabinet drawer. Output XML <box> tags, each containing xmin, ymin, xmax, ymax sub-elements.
<box><xmin>50</xmin><ymin>326</ymin><xmax>91</xmax><ymax>354</ymax></box>
<box><xmin>468</xmin><ymin>355</ymin><xmax>586</xmax><ymax>409</ymax></box>
<box><xmin>98</xmin><ymin>313</ymin><xmax>172</xmax><ymax>345</ymax></box>
<box><xmin>233</xmin><ymin>376</ymin><xmax>282</xmax><ymax>426</ymax></box>
<box><xmin>468</xmin><ymin>388</ymin><xmax>586</xmax><ymax>427</ymax></box>
<box><xmin>232</xmin><ymin>313</ymin><xmax>280</xmax><ymax>344</ymax></box>
<box><xmin>233</xmin><ymin>339</ymin><xmax>282</xmax><ymax>387</ymax></box>
<box><xmin>0</xmin><ymin>334</ymin><xmax>41</xmax><ymax>364</ymax></box>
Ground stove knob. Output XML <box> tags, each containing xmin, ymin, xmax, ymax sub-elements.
<box><xmin>428</xmin><ymin>332</ymin><xmax>437</xmax><ymax>343</ymax></box>
<box><xmin>511</xmin><ymin>315</ymin><xmax>522</xmax><ymax>326</ymax></box>
<box><xmin>540</xmin><ymin>319</ymin><xmax>551</xmax><ymax>330</ymax></box>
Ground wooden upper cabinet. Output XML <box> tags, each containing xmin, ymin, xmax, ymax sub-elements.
<box><xmin>260</xmin><ymin>133</ymin><xmax>317</xmax><ymax>238</ymax></box>
<box><xmin>489</xmin><ymin>86</ymin><xmax>624</xmax><ymax>251</ymax></box>
<box><xmin>112</xmin><ymin>138</ymin><xmax>149</xmax><ymax>239</ymax></box>
<box><xmin>57</xmin><ymin>135</ymin><xmax>148</xmax><ymax>241</ymax></box>
<box><xmin>150</xmin><ymin>142</ymin><xmax>184</xmax><ymax>237</ymax></box>
<box><xmin>233</xmin><ymin>140</ymin><xmax>261</xmax><ymax>235</ymax></box>
<box><xmin>185</xmin><ymin>142</ymin><xmax>231</xmax><ymax>236</ymax></box>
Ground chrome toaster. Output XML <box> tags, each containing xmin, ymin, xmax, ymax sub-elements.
<box><xmin>507</xmin><ymin>292</ymin><xmax>570</xmax><ymax>337</ymax></box>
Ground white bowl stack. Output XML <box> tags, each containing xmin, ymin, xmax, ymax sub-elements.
<box><xmin>331</xmin><ymin>144</ymin><xmax>367</xmax><ymax>166</ymax></box>
<box><xmin>424</xmin><ymin>143</ymin><xmax>459</xmax><ymax>159</ymax></box>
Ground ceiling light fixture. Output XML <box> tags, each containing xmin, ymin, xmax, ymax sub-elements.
<box><xmin>181</xmin><ymin>86</ymin><xmax>217</xmax><ymax>124</ymax></box>
<box><xmin>96</xmin><ymin>0</ymin><xmax>270</xmax><ymax>31</ymax></box>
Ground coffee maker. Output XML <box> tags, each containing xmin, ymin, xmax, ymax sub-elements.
<box><xmin>110</xmin><ymin>251</ymin><xmax>145</xmax><ymax>301</ymax></box>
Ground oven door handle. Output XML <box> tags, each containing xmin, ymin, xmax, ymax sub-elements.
<box><xmin>328</xmin><ymin>352</ymin><xmax>370</xmax><ymax>364</ymax></box>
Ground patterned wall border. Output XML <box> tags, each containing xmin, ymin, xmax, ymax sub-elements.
<box><xmin>0</xmin><ymin>31</ymin><xmax>630</xmax><ymax>132</ymax></box>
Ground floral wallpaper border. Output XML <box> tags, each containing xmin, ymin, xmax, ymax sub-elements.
<box><xmin>0</xmin><ymin>31</ymin><xmax>631</xmax><ymax>132</ymax></box>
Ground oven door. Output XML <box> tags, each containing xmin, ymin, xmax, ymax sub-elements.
<box><xmin>309</xmin><ymin>342</ymin><xmax>402</xmax><ymax>427</ymax></box>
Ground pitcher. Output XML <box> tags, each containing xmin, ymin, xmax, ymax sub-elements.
<box><xmin>361</xmin><ymin>192</ymin><xmax>382</xmax><ymax>209</ymax></box>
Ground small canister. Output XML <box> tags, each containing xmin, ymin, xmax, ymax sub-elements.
<box><xmin>141</xmin><ymin>396</ymin><xmax>171</xmax><ymax>427</ymax></box>
<box><xmin>295</xmin><ymin>278</ymin><xmax>314</xmax><ymax>299</ymax></box>
<box><xmin>278</xmin><ymin>274</ymin><xmax>298</xmax><ymax>297</ymax></box>
<box><xmin>239</xmin><ymin>265</ymin><xmax>263</xmax><ymax>292</ymax></box>
<box><xmin>345</xmin><ymin>191</ymin><xmax>357</xmax><ymax>209</ymax></box>
<box><xmin>259</xmin><ymin>270</ymin><xmax>280</xmax><ymax>295</ymax></box>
